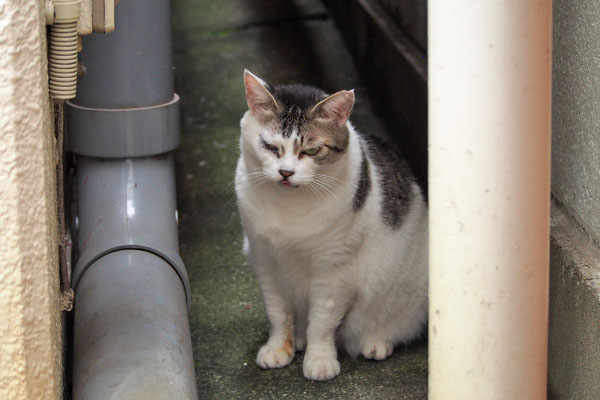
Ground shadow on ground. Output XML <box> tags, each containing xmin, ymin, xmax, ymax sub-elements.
<box><xmin>172</xmin><ymin>0</ymin><xmax>428</xmax><ymax>398</ymax></box>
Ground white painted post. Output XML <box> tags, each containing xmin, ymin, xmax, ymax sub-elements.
<box><xmin>428</xmin><ymin>1</ymin><xmax>552</xmax><ymax>398</ymax></box>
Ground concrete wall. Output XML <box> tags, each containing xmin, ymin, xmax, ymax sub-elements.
<box><xmin>378</xmin><ymin>0</ymin><xmax>427</xmax><ymax>52</ymax></box>
<box><xmin>552</xmin><ymin>0</ymin><xmax>600</xmax><ymax>246</ymax></box>
<box><xmin>323</xmin><ymin>0</ymin><xmax>428</xmax><ymax>188</ymax></box>
<box><xmin>0</xmin><ymin>1</ymin><xmax>63</xmax><ymax>399</ymax></box>
<box><xmin>548</xmin><ymin>0</ymin><xmax>600</xmax><ymax>398</ymax></box>
<box><xmin>548</xmin><ymin>206</ymin><xmax>600</xmax><ymax>399</ymax></box>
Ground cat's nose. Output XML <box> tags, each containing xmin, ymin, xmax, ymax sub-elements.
<box><xmin>279</xmin><ymin>169</ymin><xmax>295</xmax><ymax>178</ymax></box>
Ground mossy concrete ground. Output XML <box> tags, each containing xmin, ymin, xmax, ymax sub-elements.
<box><xmin>172</xmin><ymin>0</ymin><xmax>428</xmax><ymax>398</ymax></box>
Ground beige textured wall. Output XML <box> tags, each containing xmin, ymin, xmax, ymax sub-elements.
<box><xmin>0</xmin><ymin>0</ymin><xmax>63</xmax><ymax>399</ymax></box>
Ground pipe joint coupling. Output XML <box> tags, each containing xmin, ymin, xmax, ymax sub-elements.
<box><xmin>72</xmin><ymin>155</ymin><xmax>191</xmax><ymax>310</ymax></box>
<box><xmin>67</xmin><ymin>95</ymin><xmax>181</xmax><ymax>158</ymax></box>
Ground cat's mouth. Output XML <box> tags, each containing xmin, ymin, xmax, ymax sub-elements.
<box><xmin>279</xmin><ymin>178</ymin><xmax>299</xmax><ymax>188</ymax></box>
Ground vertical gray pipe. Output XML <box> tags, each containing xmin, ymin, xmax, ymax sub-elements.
<box><xmin>67</xmin><ymin>0</ymin><xmax>197</xmax><ymax>398</ymax></box>
<box><xmin>74</xmin><ymin>0</ymin><xmax>174</xmax><ymax>108</ymax></box>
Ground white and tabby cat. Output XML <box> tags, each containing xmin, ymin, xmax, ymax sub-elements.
<box><xmin>235</xmin><ymin>70</ymin><xmax>428</xmax><ymax>381</ymax></box>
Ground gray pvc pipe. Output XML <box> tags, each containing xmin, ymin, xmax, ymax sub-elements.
<box><xmin>73</xmin><ymin>155</ymin><xmax>191</xmax><ymax>308</ymax></box>
<box><xmin>68</xmin><ymin>0</ymin><xmax>198</xmax><ymax>398</ymax></box>
<box><xmin>73</xmin><ymin>250</ymin><xmax>196</xmax><ymax>399</ymax></box>
<box><xmin>75</xmin><ymin>0</ymin><xmax>174</xmax><ymax>108</ymax></box>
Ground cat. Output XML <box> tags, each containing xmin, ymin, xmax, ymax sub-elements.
<box><xmin>235</xmin><ymin>70</ymin><xmax>428</xmax><ymax>381</ymax></box>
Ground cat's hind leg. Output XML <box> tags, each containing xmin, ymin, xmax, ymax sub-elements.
<box><xmin>341</xmin><ymin>293</ymin><xmax>426</xmax><ymax>361</ymax></box>
<box><xmin>360</xmin><ymin>338</ymin><xmax>394</xmax><ymax>360</ymax></box>
<box><xmin>339</xmin><ymin>306</ymin><xmax>396</xmax><ymax>361</ymax></box>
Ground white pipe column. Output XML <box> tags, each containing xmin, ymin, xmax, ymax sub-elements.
<box><xmin>428</xmin><ymin>1</ymin><xmax>552</xmax><ymax>398</ymax></box>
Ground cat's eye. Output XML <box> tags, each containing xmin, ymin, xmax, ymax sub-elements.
<box><xmin>260</xmin><ymin>138</ymin><xmax>279</xmax><ymax>157</ymax></box>
<box><xmin>303</xmin><ymin>147</ymin><xmax>321</xmax><ymax>156</ymax></box>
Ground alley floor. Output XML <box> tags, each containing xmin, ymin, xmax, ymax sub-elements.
<box><xmin>171</xmin><ymin>0</ymin><xmax>428</xmax><ymax>398</ymax></box>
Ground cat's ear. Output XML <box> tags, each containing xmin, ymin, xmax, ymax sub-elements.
<box><xmin>244</xmin><ymin>69</ymin><xmax>278</xmax><ymax>118</ymax></box>
<box><xmin>310</xmin><ymin>90</ymin><xmax>355</xmax><ymax>127</ymax></box>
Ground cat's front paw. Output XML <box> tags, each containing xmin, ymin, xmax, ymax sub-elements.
<box><xmin>361</xmin><ymin>340</ymin><xmax>393</xmax><ymax>360</ymax></box>
<box><xmin>256</xmin><ymin>344</ymin><xmax>294</xmax><ymax>369</ymax></box>
<box><xmin>303</xmin><ymin>355</ymin><xmax>340</xmax><ymax>381</ymax></box>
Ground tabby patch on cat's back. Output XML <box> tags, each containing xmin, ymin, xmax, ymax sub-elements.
<box><xmin>235</xmin><ymin>70</ymin><xmax>428</xmax><ymax>381</ymax></box>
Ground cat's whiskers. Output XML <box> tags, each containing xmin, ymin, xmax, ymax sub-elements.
<box><xmin>313</xmin><ymin>175</ymin><xmax>338</xmax><ymax>187</ymax></box>
<box><xmin>314</xmin><ymin>176</ymin><xmax>340</xmax><ymax>192</ymax></box>
<box><xmin>221</xmin><ymin>178</ymin><xmax>241</xmax><ymax>208</ymax></box>
<box><xmin>308</xmin><ymin>180</ymin><xmax>332</xmax><ymax>200</ymax></box>
<box><xmin>246</xmin><ymin>169</ymin><xmax>264</xmax><ymax>176</ymax></box>
<box><xmin>304</xmin><ymin>182</ymin><xmax>324</xmax><ymax>201</ymax></box>
<box><xmin>246</xmin><ymin>170</ymin><xmax>267</xmax><ymax>183</ymax></box>
<box><xmin>311</xmin><ymin>176</ymin><xmax>338</xmax><ymax>197</ymax></box>
<box><xmin>221</xmin><ymin>181</ymin><xmax>236</xmax><ymax>197</ymax></box>
<box><xmin>247</xmin><ymin>176</ymin><xmax>267</xmax><ymax>185</ymax></box>
<box><xmin>311</xmin><ymin>181</ymin><xmax>333</xmax><ymax>197</ymax></box>
<box><xmin>246</xmin><ymin>174</ymin><xmax>265</xmax><ymax>181</ymax></box>
<box><xmin>221</xmin><ymin>169</ymin><xmax>264</xmax><ymax>200</ymax></box>
<box><xmin>304</xmin><ymin>183</ymin><xmax>321</xmax><ymax>200</ymax></box>
<box><xmin>314</xmin><ymin>173</ymin><xmax>341</xmax><ymax>184</ymax></box>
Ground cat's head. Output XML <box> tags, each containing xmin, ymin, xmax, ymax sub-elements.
<box><xmin>240</xmin><ymin>69</ymin><xmax>355</xmax><ymax>189</ymax></box>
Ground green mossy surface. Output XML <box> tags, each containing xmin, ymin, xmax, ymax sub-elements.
<box><xmin>172</xmin><ymin>0</ymin><xmax>428</xmax><ymax>398</ymax></box>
